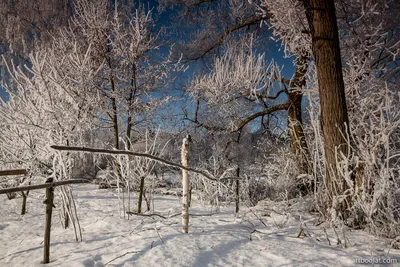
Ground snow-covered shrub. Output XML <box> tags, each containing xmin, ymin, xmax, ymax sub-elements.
<box><xmin>261</xmin><ymin>147</ymin><xmax>311</xmax><ymax>201</ymax></box>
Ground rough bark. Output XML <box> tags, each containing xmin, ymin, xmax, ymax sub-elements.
<box><xmin>303</xmin><ymin>0</ymin><xmax>351</xmax><ymax>201</ymax></box>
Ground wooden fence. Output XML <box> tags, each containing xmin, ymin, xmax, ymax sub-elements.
<box><xmin>0</xmin><ymin>170</ymin><xmax>89</xmax><ymax>264</ymax></box>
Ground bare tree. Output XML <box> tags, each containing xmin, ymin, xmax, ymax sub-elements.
<box><xmin>161</xmin><ymin>0</ymin><xmax>312</xmax><ymax>184</ymax></box>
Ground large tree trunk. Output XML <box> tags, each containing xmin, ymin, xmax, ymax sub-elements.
<box><xmin>303</xmin><ymin>0</ymin><xmax>351</xmax><ymax>204</ymax></box>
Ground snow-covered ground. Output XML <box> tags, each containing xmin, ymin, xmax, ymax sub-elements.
<box><xmin>1</xmin><ymin>183</ymin><xmax>399</xmax><ymax>267</ymax></box>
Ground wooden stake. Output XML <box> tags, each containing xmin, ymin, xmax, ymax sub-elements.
<box><xmin>181</xmin><ymin>135</ymin><xmax>191</xmax><ymax>233</ymax></box>
<box><xmin>43</xmin><ymin>178</ymin><xmax>55</xmax><ymax>264</ymax></box>
<box><xmin>21</xmin><ymin>191</ymin><xmax>28</xmax><ymax>215</ymax></box>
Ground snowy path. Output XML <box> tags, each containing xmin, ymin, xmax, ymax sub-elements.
<box><xmin>1</xmin><ymin>184</ymin><xmax>399</xmax><ymax>266</ymax></box>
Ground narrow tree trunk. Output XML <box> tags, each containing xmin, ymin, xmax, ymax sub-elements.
<box><xmin>287</xmin><ymin>58</ymin><xmax>310</xmax><ymax>176</ymax></box>
<box><xmin>303</xmin><ymin>0</ymin><xmax>351</xmax><ymax>204</ymax></box>
<box><xmin>43</xmin><ymin>178</ymin><xmax>54</xmax><ymax>264</ymax></box>
<box><xmin>235</xmin><ymin>167</ymin><xmax>240</xmax><ymax>213</ymax></box>
<box><xmin>64</xmin><ymin>203</ymin><xmax>69</xmax><ymax>229</ymax></box>
<box><xmin>288</xmin><ymin>91</ymin><xmax>309</xmax><ymax>173</ymax></box>
<box><xmin>126</xmin><ymin>116</ymin><xmax>132</xmax><ymax>149</ymax></box>
<box><xmin>126</xmin><ymin>63</ymin><xmax>137</xmax><ymax>151</ymax></box>
<box><xmin>181</xmin><ymin>136</ymin><xmax>191</xmax><ymax>233</ymax></box>
<box><xmin>110</xmin><ymin>76</ymin><xmax>124</xmax><ymax>193</ymax></box>
<box><xmin>188</xmin><ymin>185</ymin><xmax>192</xmax><ymax>208</ymax></box>
<box><xmin>137</xmin><ymin>176</ymin><xmax>145</xmax><ymax>214</ymax></box>
<box><xmin>112</xmin><ymin>97</ymin><xmax>119</xmax><ymax>150</ymax></box>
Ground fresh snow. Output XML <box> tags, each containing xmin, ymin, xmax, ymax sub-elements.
<box><xmin>1</xmin><ymin>183</ymin><xmax>399</xmax><ymax>267</ymax></box>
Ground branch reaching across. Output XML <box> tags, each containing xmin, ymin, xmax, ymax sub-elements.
<box><xmin>51</xmin><ymin>145</ymin><xmax>242</xmax><ymax>182</ymax></box>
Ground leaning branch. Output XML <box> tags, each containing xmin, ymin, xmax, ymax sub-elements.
<box><xmin>0</xmin><ymin>179</ymin><xmax>90</xmax><ymax>194</ymax></box>
<box><xmin>51</xmin><ymin>145</ymin><xmax>220</xmax><ymax>182</ymax></box>
<box><xmin>236</xmin><ymin>103</ymin><xmax>290</xmax><ymax>131</ymax></box>
<box><xmin>187</xmin><ymin>15</ymin><xmax>271</xmax><ymax>61</ymax></box>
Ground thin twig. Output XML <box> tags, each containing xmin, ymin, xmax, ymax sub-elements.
<box><xmin>128</xmin><ymin>220</ymin><xmax>144</xmax><ymax>236</ymax></box>
<box><xmin>248</xmin><ymin>208</ymin><xmax>268</xmax><ymax>228</ymax></box>
<box><xmin>102</xmin><ymin>251</ymin><xmax>141</xmax><ymax>266</ymax></box>
<box><xmin>155</xmin><ymin>226</ymin><xmax>164</xmax><ymax>243</ymax></box>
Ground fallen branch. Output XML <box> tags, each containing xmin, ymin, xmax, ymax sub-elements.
<box><xmin>155</xmin><ymin>226</ymin><xmax>164</xmax><ymax>243</ymax></box>
<box><xmin>190</xmin><ymin>213</ymin><xmax>215</xmax><ymax>217</ymax></box>
<box><xmin>248</xmin><ymin>208</ymin><xmax>268</xmax><ymax>228</ymax></box>
<box><xmin>126</xmin><ymin>212</ymin><xmax>167</xmax><ymax>219</ymax></box>
<box><xmin>169</xmin><ymin>213</ymin><xmax>216</xmax><ymax>218</ymax></box>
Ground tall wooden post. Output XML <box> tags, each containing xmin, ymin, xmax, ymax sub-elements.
<box><xmin>21</xmin><ymin>191</ymin><xmax>28</xmax><ymax>215</ymax></box>
<box><xmin>43</xmin><ymin>178</ymin><xmax>54</xmax><ymax>264</ymax></box>
<box><xmin>181</xmin><ymin>135</ymin><xmax>191</xmax><ymax>233</ymax></box>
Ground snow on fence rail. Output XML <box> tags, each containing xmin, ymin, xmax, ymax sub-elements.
<box><xmin>0</xmin><ymin>179</ymin><xmax>89</xmax><ymax>194</ymax></box>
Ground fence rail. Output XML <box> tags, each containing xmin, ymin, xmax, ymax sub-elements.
<box><xmin>0</xmin><ymin>169</ymin><xmax>27</xmax><ymax>177</ymax></box>
<box><xmin>0</xmin><ymin>179</ymin><xmax>90</xmax><ymax>195</ymax></box>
